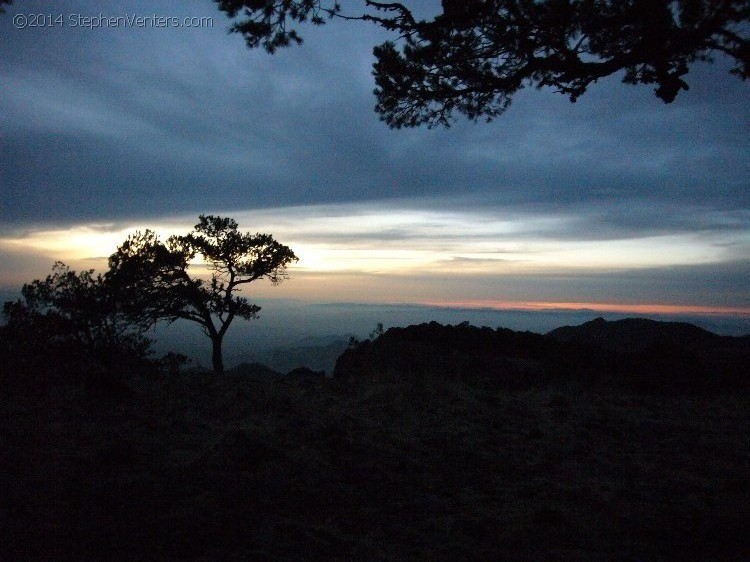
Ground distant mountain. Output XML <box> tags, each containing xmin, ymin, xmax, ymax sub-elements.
<box><xmin>225</xmin><ymin>362</ymin><xmax>283</xmax><ymax>378</ymax></box>
<box><xmin>546</xmin><ymin>317</ymin><xmax>723</xmax><ymax>352</ymax></box>
<box><xmin>230</xmin><ymin>336</ymin><xmax>351</xmax><ymax>375</ymax></box>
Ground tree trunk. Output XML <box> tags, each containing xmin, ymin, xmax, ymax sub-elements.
<box><xmin>211</xmin><ymin>335</ymin><xmax>224</xmax><ymax>375</ymax></box>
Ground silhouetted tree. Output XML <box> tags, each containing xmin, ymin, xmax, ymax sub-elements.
<box><xmin>214</xmin><ymin>0</ymin><xmax>748</xmax><ymax>127</ymax></box>
<box><xmin>108</xmin><ymin>215</ymin><xmax>298</xmax><ymax>375</ymax></box>
<box><xmin>1</xmin><ymin>262</ymin><xmax>153</xmax><ymax>378</ymax></box>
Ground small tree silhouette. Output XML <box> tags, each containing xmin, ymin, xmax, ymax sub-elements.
<box><xmin>108</xmin><ymin>215</ymin><xmax>298</xmax><ymax>375</ymax></box>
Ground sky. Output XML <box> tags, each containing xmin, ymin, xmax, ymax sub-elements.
<box><xmin>1</xmin><ymin>0</ymin><xmax>749</xmax><ymax>323</ymax></box>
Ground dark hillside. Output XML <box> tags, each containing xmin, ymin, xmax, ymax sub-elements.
<box><xmin>3</xmin><ymin>364</ymin><xmax>748</xmax><ymax>560</ymax></box>
<box><xmin>336</xmin><ymin>320</ymin><xmax>750</xmax><ymax>393</ymax></box>
<box><xmin>547</xmin><ymin>317</ymin><xmax>750</xmax><ymax>391</ymax></box>
<box><xmin>334</xmin><ymin>321</ymin><xmax>602</xmax><ymax>388</ymax></box>
<box><xmin>3</xmin><ymin>318</ymin><xmax>749</xmax><ymax>560</ymax></box>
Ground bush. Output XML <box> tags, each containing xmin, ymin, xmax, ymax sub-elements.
<box><xmin>0</xmin><ymin>262</ymin><xmax>156</xmax><ymax>387</ymax></box>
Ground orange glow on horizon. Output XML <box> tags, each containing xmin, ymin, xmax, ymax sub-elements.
<box><xmin>417</xmin><ymin>300</ymin><xmax>750</xmax><ymax>317</ymax></box>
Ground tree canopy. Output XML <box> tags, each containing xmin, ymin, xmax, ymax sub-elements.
<box><xmin>108</xmin><ymin>215</ymin><xmax>298</xmax><ymax>375</ymax></box>
<box><xmin>215</xmin><ymin>0</ymin><xmax>749</xmax><ymax>127</ymax></box>
<box><xmin>1</xmin><ymin>262</ymin><xmax>154</xmax><ymax>380</ymax></box>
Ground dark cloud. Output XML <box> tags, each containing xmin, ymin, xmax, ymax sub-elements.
<box><xmin>2</xmin><ymin>0</ymin><xmax>748</xmax><ymax>229</ymax></box>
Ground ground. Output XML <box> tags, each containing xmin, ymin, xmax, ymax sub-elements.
<box><xmin>3</xmin><ymin>369</ymin><xmax>749</xmax><ymax>560</ymax></box>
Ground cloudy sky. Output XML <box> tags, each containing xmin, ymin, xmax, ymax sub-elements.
<box><xmin>1</xmin><ymin>0</ymin><xmax>749</xmax><ymax>317</ymax></box>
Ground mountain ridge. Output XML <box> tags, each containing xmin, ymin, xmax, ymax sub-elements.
<box><xmin>545</xmin><ymin>316</ymin><xmax>730</xmax><ymax>352</ymax></box>
<box><xmin>334</xmin><ymin>317</ymin><xmax>750</xmax><ymax>393</ymax></box>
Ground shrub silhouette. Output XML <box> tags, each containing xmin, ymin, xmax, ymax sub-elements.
<box><xmin>1</xmin><ymin>262</ymin><xmax>155</xmax><ymax>387</ymax></box>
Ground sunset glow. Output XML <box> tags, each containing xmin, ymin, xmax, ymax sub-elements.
<box><xmin>1</xmin><ymin>203</ymin><xmax>747</xmax><ymax>318</ymax></box>
<box><xmin>1</xmin><ymin>204</ymin><xmax>746</xmax><ymax>277</ymax></box>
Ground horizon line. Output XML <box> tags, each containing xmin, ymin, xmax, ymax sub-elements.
<box><xmin>416</xmin><ymin>300</ymin><xmax>750</xmax><ymax>317</ymax></box>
